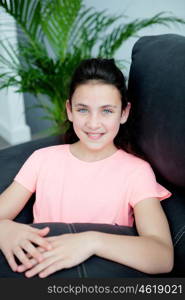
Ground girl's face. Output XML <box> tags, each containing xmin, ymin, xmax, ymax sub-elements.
<box><xmin>66</xmin><ymin>82</ymin><xmax>130</xmax><ymax>153</ymax></box>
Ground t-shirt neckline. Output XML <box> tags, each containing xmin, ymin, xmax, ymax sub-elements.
<box><xmin>67</xmin><ymin>144</ymin><xmax>121</xmax><ymax>165</ymax></box>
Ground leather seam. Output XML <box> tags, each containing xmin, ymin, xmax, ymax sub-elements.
<box><xmin>174</xmin><ymin>230</ymin><xmax>185</xmax><ymax>247</ymax></box>
<box><xmin>67</xmin><ymin>223</ymin><xmax>83</xmax><ymax>278</ymax></box>
<box><xmin>173</xmin><ymin>224</ymin><xmax>185</xmax><ymax>245</ymax></box>
<box><xmin>71</xmin><ymin>223</ymin><xmax>88</xmax><ymax>278</ymax></box>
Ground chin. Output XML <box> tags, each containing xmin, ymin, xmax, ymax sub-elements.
<box><xmin>84</xmin><ymin>141</ymin><xmax>112</xmax><ymax>152</ymax></box>
<box><xmin>84</xmin><ymin>142</ymin><xmax>104</xmax><ymax>150</ymax></box>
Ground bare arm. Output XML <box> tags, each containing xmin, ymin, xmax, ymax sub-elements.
<box><xmin>92</xmin><ymin>197</ymin><xmax>174</xmax><ymax>274</ymax></box>
<box><xmin>0</xmin><ymin>181</ymin><xmax>32</xmax><ymax>220</ymax></box>
<box><xmin>0</xmin><ymin>181</ymin><xmax>51</xmax><ymax>271</ymax></box>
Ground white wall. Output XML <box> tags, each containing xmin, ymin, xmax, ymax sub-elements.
<box><xmin>0</xmin><ymin>9</ymin><xmax>31</xmax><ymax>145</ymax></box>
<box><xmin>0</xmin><ymin>88</ymin><xmax>31</xmax><ymax>145</ymax></box>
<box><xmin>84</xmin><ymin>0</ymin><xmax>185</xmax><ymax>74</ymax></box>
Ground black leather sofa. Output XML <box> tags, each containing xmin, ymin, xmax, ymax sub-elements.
<box><xmin>0</xmin><ymin>33</ymin><xmax>185</xmax><ymax>277</ymax></box>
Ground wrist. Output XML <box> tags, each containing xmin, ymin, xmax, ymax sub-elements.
<box><xmin>84</xmin><ymin>231</ymin><xmax>102</xmax><ymax>255</ymax></box>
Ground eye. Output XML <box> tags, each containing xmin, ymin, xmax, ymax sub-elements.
<box><xmin>103</xmin><ymin>109</ymin><xmax>113</xmax><ymax>114</ymax></box>
<box><xmin>77</xmin><ymin>108</ymin><xmax>88</xmax><ymax>113</ymax></box>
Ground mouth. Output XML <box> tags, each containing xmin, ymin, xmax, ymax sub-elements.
<box><xmin>85</xmin><ymin>132</ymin><xmax>105</xmax><ymax>140</ymax></box>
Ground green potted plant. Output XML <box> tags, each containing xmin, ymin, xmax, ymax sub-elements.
<box><xmin>0</xmin><ymin>0</ymin><xmax>184</xmax><ymax>135</ymax></box>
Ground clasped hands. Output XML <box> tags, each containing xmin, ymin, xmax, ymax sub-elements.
<box><xmin>0</xmin><ymin>220</ymin><xmax>98</xmax><ymax>278</ymax></box>
<box><xmin>17</xmin><ymin>229</ymin><xmax>96</xmax><ymax>278</ymax></box>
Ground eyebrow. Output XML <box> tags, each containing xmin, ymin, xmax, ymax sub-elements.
<box><xmin>73</xmin><ymin>103</ymin><xmax>117</xmax><ymax>108</ymax></box>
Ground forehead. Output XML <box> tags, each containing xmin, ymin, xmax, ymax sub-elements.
<box><xmin>71</xmin><ymin>83</ymin><xmax>121</xmax><ymax>106</ymax></box>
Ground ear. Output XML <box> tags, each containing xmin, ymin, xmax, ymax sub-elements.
<box><xmin>120</xmin><ymin>102</ymin><xmax>131</xmax><ymax>124</ymax></box>
<box><xmin>66</xmin><ymin>100</ymin><xmax>73</xmax><ymax>122</ymax></box>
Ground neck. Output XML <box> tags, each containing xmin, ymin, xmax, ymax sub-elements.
<box><xmin>70</xmin><ymin>142</ymin><xmax>118</xmax><ymax>162</ymax></box>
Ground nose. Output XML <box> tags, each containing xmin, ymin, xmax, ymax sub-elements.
<box><xmin>86</xmin><ymin>112</ymin><xmax>101</xmax><ymax>130</ymax></box>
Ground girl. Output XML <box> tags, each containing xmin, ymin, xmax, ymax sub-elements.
<box><xmin>0</xmin><ymin>58</ymin><xmax>174</xmax><ymax>278</ymax></box>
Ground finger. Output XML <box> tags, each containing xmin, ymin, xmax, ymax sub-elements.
<box><xmin>14</xmin><ymin>246</ymin><xmax>32</xmax><ymax>269</ymax></box>
<box><xmin>37</xmin><ymin>227</ymin><xmax>50</xmax><ymax>236</ymax></box>
<box><xmin>29</xmin><ymin>233</ymin><xmax>52</xmax><ymax>251</ymax></box>
<box><xmin>39</xmin><ymin>260</ymin><xmax>66</xmax><ymax>278</ymax></box>
<box><xmin>3</xmin><ymin>250</ymin><xmax>18</xmax><ymax>272</ymax></box>
<box><xmin>17</xmin><ymin>258</ymin><xmax>37</xmax><ymax>272</ymax></box>
<box><xmin>25</xmin><ymin>256</ymin><xmax>57</xmax><ymax>278</ymax></box>
<box><xmin>21</xmin><ymin>241</ymin><xmax>44</xmax><ymax>263</ymax></box>
<box><xmin>31</xmin><ymin>226</ymin><xmax>50</xmax><ymax>236</ymax></box>
<box><xmin>27</xmin><ymin>246</ymin><xmax>46</xmax><ymax>258</ymax></box>
<box><xmin>17</xmin><ymin>246</ymin><xmax>47</xmax><ymax>272</ymax></box>
<box><xmin>36</xmin><ymin>247</ymin><xmax>46</xmax><ymax>253</ymax></box>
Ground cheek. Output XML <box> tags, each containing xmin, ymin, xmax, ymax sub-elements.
<box><xmin>72</xmin><ymin>116</ymin><xmax>84</xmax><ymax>130</ymax></box>
<box><xmin>106</xmin><ymin>116</ymin><xmax>121</xmax><ymax>131</ymax></box>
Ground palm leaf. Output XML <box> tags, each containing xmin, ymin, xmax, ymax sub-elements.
<box><xmin>69</xmin><ymin>7</ymin><xmax>123</xmax><ymax>58</ymax></box>
<box><xmin>0</xmin><ymin>0</ymin><xmax>44</xmax><ymax>52</ymax></box>
<box><xmin>41</xmin><ymin>0</ymin><xmax>82</xmax><ymax>59</ymax></box>
<box><xmin>0</xmin><ymin>39</ymin><xmax>19</xmax><ymax>66</ymax></box>
<box><xmin>98</xmin><ymin>12</ymin><xmax>185</xmax><ymax>57</ymax></box>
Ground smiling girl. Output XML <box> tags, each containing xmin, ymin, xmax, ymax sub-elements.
<box><xmin>0</xmin><ymin>58</ymin><xmax>173</xmax><ymax>278</ymax></box>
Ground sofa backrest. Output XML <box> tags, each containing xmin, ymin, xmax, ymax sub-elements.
<box><xmin>128</xmin><ymin>34</ymin><xmax>185</xmax><ymax>190</ymax></box>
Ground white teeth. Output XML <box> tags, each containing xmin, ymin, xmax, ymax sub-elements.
<box><xmin>86</xmin><ymin>132</ymin><xmax>104</xmax><ymax>139</ymax></box>
<box><xmin>88</xmin><ymin>134</ymin><xmax>102</xmax><ymax>137</ymax></box>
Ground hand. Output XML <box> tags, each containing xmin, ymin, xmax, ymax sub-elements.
<box><xmin>0</xmin><ymin>219</ymin><xmax>51</xmax><ymax>272</ymax></box>
<box><xmin>17</xmin><ymin>231</ymin><xmax>98</xmax><ymax>278</ymax></box>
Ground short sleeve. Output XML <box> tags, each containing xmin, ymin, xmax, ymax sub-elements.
<box><xmin>129</xmin><ymin>162</ymin><xmax>172</xmax><ymax>208</ymax></box>
<box><xmin>14</xmin><ymin>150</ymin><xmax>40</xmax><ymax>193</ymax></box>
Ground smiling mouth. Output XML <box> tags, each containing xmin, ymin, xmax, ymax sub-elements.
<box><xmin>85</xmin><ymin>132</ymin><xmax>105</xmax><ymax>140</ymax></box>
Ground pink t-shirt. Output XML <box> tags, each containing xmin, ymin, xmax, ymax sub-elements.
<box><xmin>14</xmin><ymin>144</ymin><xmax>171</xmax><ymax>226</ymax></box>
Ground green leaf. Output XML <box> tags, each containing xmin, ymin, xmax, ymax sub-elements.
<box><xmin>41</xmin><ymin>0</ymin><xmax>82</xmax><ymax>59</ymax></box>
<box><xmin>98</xmin><ymin>12</ymin><xmax>185</xmax><ymax>57</ymax></box>
<box><xmin>0</xmin><ymin>0</ymin><xmax>45</xmax><ymax>53</ymax></box>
